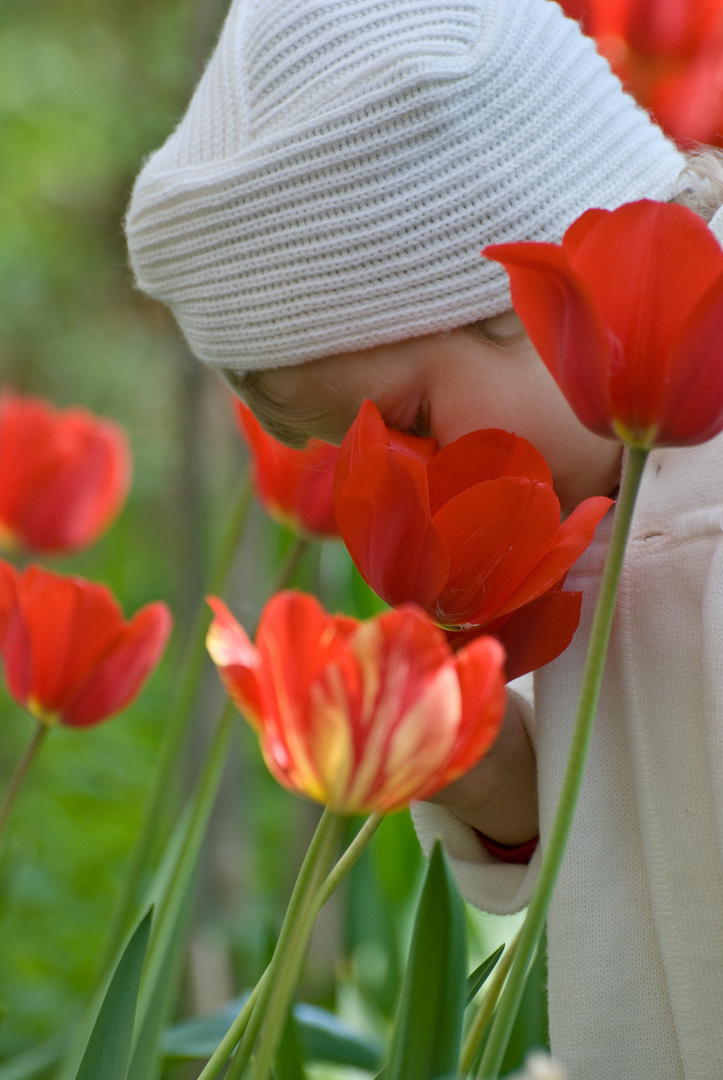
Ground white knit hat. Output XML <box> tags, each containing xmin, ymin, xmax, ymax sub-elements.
<box><xmin>125</xmin><ymin>0</ymin><xmax>685</xmax><ymax>372</ymax></box>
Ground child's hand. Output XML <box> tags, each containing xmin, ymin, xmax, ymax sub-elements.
<box><xmin>427</xmin><ymin>697</ymin><xmax>538</xmax><ymax>846</ymax></box>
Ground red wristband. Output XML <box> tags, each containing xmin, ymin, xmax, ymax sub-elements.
<box><xmin>475</xmin><ymin>831</ymin><xmax>539</xmax><ymax>864</ymax></box>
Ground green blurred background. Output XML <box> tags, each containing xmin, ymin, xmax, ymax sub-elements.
<box><xmin>0</xmin><ymin>2</ymin><xmax>546</xmax><ymax>1074</ymax></box>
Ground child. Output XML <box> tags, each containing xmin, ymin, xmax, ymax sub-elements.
<box><xmin>125</xmin><ymin>1</ymin><xmax>723</xmax><ymax>1076</ymax></box>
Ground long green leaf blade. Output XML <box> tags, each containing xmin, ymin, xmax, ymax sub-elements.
<box><xmin>73</xmin><ymin>907</ymin><xmax>153</xmax><ymax>1080</ymax></box>
<box><xmin>385</xmin><ymin>841</ymin><xmax>466</xmax><ymax>1080</ymax></box>
<box><xmin>466</xmin><ymin>945</ymin><xmax>505</xmax><ymax>1007</ymax></box>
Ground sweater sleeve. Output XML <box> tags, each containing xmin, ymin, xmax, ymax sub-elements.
<box><xmin>410</xmin><ymin>677</ymin><xmax>541</xmax><ymax>915</ymax></box>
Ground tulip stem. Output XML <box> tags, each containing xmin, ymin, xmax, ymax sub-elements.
<box><xmin>195</xmin><ymin>976</ymin><xmax>266</xmax><ymax>1080</ymax></box>
<box><xmin>315</xmin><ymin>811</ymin><xmax>384</xmax><ymax>910</ymax></box>
<box><xmin>459</xmin><ymin>924</ymin><xmax>521</xmax><ymax>1076</ymax></box>
<box><xmin>197</xmin><ymin>810</ymin><xmax>382</xmax><ymax>1080</ymax></box>
<box><xmin>99</xmin><ymin>471</ymin><xmax>253</xmax><ymax>975</ymax></box>
<box><xmin>219</xmin><ymin>808</ymin><xmax>343</xmax><ymax>1080</ymax></box>
<box><xmin>0</xmin><ymin>723</ymin><xmax>48</xmax><ymax>841</ymax></box>
<box><xmin>478</xmin><ymin>447</ymin><xmax>648</xmax><ymax>1079</ymax></box>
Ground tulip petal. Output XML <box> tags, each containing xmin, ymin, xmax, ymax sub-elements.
<box><xmin>333</xmin><ymin>399</ymin><xmax>391</xmax><ymax>505</ymax></box>
<box><xmin>0</xmin><ymin>560</ymin><xmax>16</xmax><ymax>645</ymax></box>
<box><xmin>655</xmin><ymin>273</ymin><xmax>723</xmax><ymax>445</ymax></box>
<box><xmin>233</xmin><ymin>400</ymin><xmax>339</xmax><ymax>537</ymax></box>
<box><xmin>338</xmin><ymin>609</ymin><xmax>461</xmax><ymax>812</ymax></box>
<box><xmin>0</xmin><ymin>395</ymin><xmax>131</xmax><ymax>554</ymax></box>
<box><xmin>0</xmin><ymin>565</ymin><xmax>170</xmax><ymax>726</ymax></box>
<box><xmin>63</xmin><ymin>602</ymin><xmax>172</xmax><ymax>726</ymax></box>
<box><xmin>490</xmin><ymin>589</ymin><xmax>583</xmax><ymax>682</ymax></box>
<box><xmin>431</xmin><ymin>478</ymin><xmax>561</xmax><ymax>626</ymax></box>
<box><xmin>336</xmin><ymin>444</ymin><xmax>450</xmax><ymax>608</ymax></box>
<box><xmin>333</xmin><ymin>399</ymin><xmax>437</xmax><ymax>505</ymax></box>
<box><xmin>566</xmin><ymin>202</ymin><xmax>723</xmax><ymax>439</ymax></box>
<box><xmin>484</xmin><ymin>240</ymin><xmax>614</xmax><ymax>436</ymax></box>
<box><xmin>431</xmin><ymin>635</ymin><xmax>507</xmax><ymax>785</ymax></box>
<box><xmin>254</xmin><ymin>593</ymin><xmax>359</xmax><ymax>794</ymax></box>
<box><xmin>490</xmin><ymin>495</ymin><xmax>613</xmax><ymax>622</ymax></box>
<box><xmin>426</xmin><ymin>429</ymin><xmax>552</xmax><ymax>517</ymax></box>
<box><xmin>9</xmin><ymin>569</ymin><xmax>121</xmax><ymax>714</ymax></box>
<box><xmin>19</xmin><ymin>419</ymin><xmax>131</xmax><ymax>552</ymax></box>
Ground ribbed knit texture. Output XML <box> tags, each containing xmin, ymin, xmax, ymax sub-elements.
<box><xmin>126</xmin><ymin>0</ymin><xmax>685</xmax><ymax>371</ymax></box>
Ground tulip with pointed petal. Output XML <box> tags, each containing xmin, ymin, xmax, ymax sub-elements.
<box><xmin>332</xmin><ymin>401</ymin><xmax>612</xmax><ymax>680</ymax></box>
<box><xmin>485</xmin><ymin>199</ymin><xmax>723</xmax><ymax>449</ymax></box>
<box><xmin>233</xmin><ymin>399</ymin><xmax>339</xmax><ymax>538</ymax></box>
<box><xmin>0</xmin><ymin>562</ymin><xmax>171</xmax><ymax>727</ymax></box>
<box><xmin>207</xmin><ymin>590</ymin><xmax>506</xmax><ymax>814</ymax></box>
<box><xmin>0</xmin><ymin>392</ymin><xmax>131</xmax><ymax>555</ymax></box>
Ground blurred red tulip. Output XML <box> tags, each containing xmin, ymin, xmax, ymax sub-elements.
<box><xmin>485</xmin><ymin>200</ymin><xmax>723</xmax><ymax>449</ymax></box>
<box><xmin>572</xmin><ymin>0</ymin><xmax>723</xmax><ymax>55</ymax></box>
<box><xmin>0</xmin><ymin>392</ymin><xmax>131</xmax><ymax>555</ymax></box>
<box><xmin>232</xmin><ymin>399</ymin><xmax>339</xmax><ymax>538</ymax></box>
<box><xmin>0</xmin><ymin>562</ymin><xmax>171</xmax><ymax>728</ymax></box>
<box><xmin>559</xmin><ymin>0</ymin><xmax>723</xmax><ymax>146</ymax></box>
<box><xmin>207</xmin><ymin>591</ymin><xmax>506</xmax><ymax>814</ymax></box>
<box><xmin>332</xmin><ymin>400</ymin><xmax>611</xmax><ymax>679</ymax></box>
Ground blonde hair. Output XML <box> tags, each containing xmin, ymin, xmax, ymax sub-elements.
<box><xmin>674</xmin><ymin>147</ymin><xmax>723</xmax><ymax>221</ymax></box>
<box><xmin>225</xmin><ymin>149</ymin><xmax>723</xmax><ymax>448</ymax></box>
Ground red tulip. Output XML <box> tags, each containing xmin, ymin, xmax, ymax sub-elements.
<box><xmin>332</xmin><ymin>400</ymin><xmax>612</xmax><ymax>680</ymax></box>
<box><xmin>570</xmin><ymin>0</ymin><xmax>723</xmax><ymax>56</ymax></box>
<box><xmin>207</xmin><ymin>591</ymin><xmax>506</xmax><ymax>814</ymax></box>
<box><xmin>559</xmin><ymin>0</ymin><xmax>723</xmax><ymax>146</ymax></box>
<box><xmin>648</xmin><ymin>33</ymin><xmax>723</xmax><ymax>145</ymax></box>
<box><xmin>232</xmin><ymin>399</ymin><xmax>340</xmax><ymax>538</ymax></box>
<box><xmin>0</xmin><ymin>392</ymin><xmax>131</xmax><ymax>555</ymax></box>
<box><xmin>485</xmin><ymin>200</ymin><xmax>723</xmax><ymax>449</ymax></box>
<box><xmin>0</xmin><ymin>562</ymin><xmax>171</xmax><ymax>728</ymax></box>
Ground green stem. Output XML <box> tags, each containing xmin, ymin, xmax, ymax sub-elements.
<box><xmin>315</xmin><ymin>812</ymin><xmax>384</xmax><ymax>911</ymax></box>
<box><xmin>99</xmin><ymin>472</ymin><xmax>253</xmax><ymax>973</ymax></box>
<box><xmin>207</xmin><ymin>809</ymin><xmax>341</xmax><ymax>1080</ymax></box>
<box><xmin>459</xmin><ymin>927</ymin><xmax>521</xmax><ymax>1076</ymax></box>
<box><xmin>478</xmin><ymin>447</ymin><xmax>648</xmax><ymax>1079</ymax></box>
<box><xmin>246</xmin><ymin>810</ymin><xmax>346</xmax><ymax>1080</ymax></box>
<box><xmin>0</xmin><ymin>724</ymin><xmax>48</xmax><ymax>841</ymax></box>
<box><xmin>195</xmin><ymin>977</ymin><xmax>266</xmax><ymax>1080</ymax></box>
<box><xmin>198</xmin><ymin>811</ymin><xmax>381</xmax><ymax>1080</ymax></box>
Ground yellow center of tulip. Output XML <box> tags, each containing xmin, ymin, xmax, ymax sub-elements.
<box><xmin>27</xmin><ymin>698</ymin><xmax>62</xmax><ymax>728</ymax></box>
<box><xmin>612</xmin><ymin>418</ymin><xmax>658</xmax><ymax>451</ymax></box>
<box><xmin>0</xmin><ymin>520</ymin><xmax>19</xmax><ymax>553</ymax></box>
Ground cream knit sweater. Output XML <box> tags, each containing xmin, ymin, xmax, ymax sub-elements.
<box><xmin>413</xmin><ymin>433</ymin><xmax>723</xmax><ymax>1079</ymax></box>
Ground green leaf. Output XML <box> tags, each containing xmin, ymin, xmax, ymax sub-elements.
<box><xmin>385</xmin><ymin>841</ymin><xmax>467</xmax><ymax>1080</ymax></box>
<box><xmin>126</xmin><ymin>872</ymin><xmax>198</xmax><ymax>1080</ymax></box>
<box><xmin>73</xmin><ymin>907</ymin><xmax>153</xmax><ymax>1080</ymax></box>
<box><xmin>0</xmin><ymin>1036</ymin><xmax>65</xmax><ymax>1080</ymax></box>
<box><xmin>466</xmin><ymin>944</ymin><xmax>505</xmax><ymax>1006</ymax></box>
<box><xmin>162</xmin><ymin>999</ymin><xmax>384</xmax><ymax>1070</ymax></box>
<box><xmin>125</xmin><ymin>704</ymin><xmax>235</xmax><ymax>1080</ymax></box>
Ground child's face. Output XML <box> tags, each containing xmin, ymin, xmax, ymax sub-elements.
<box><xmin>262</xmin><ymin>315</ymin><xmax>622</xmax><ymax>515</ymax></box>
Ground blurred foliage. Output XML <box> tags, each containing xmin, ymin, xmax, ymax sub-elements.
<box><xmin>0</xmin><ymin>0</ymin><xmax>547</xmax><ymax>1074</ymax></box>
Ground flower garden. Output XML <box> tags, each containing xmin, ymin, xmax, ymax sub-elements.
<box><xmin>1</xmin><ymin>2</ymin><xmax>723</xmax><ymax>1079</ymax></box>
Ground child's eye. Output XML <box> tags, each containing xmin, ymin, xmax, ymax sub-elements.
<box><xmin>407</xmin><ymin>406</ymin><xmax>430</xmax><ymax>439</ymax></box>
